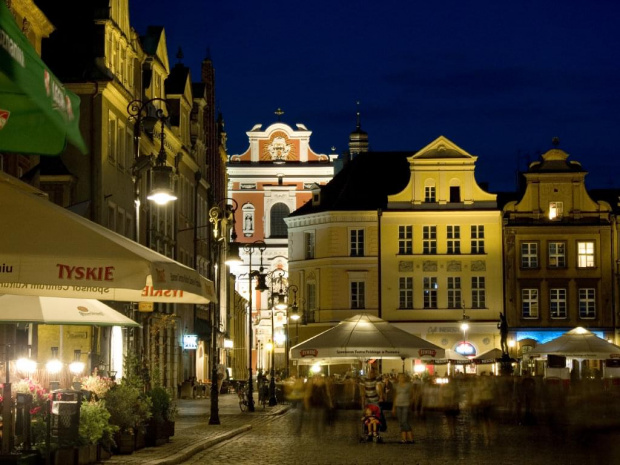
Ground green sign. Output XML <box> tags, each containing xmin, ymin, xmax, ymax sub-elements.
<box><xmin>0</xmin><ymin>3</ymin><xmax>87</xmax><ymax>155</ymax></box>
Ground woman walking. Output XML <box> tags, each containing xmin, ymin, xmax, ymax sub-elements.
<box><xmin>391</xmin><ymin>373</ymin><xmax>415</xmax><ymax>444</ymax></box>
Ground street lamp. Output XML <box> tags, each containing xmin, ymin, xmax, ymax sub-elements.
<box><xmin>207</xmin><ymin>198</ymin><xmax>240</xmax><ymax>425</ymax></box>
<box><xmin>284</xmin><ymin>285</ymin><xmax>298</xmax><ymax>379</ymax></box>
<box><xmin>242</xmin><ymin>240</ymin><xmax>268</xmax><ymax>412</ymax></box>
<box><xmin>127</xmin><ymin>98</ymin><xmax>177</xmax><ymax>241</ymax></box>
<box><xmin>266</xmin><ymin>270</ymin><xmax>288</xmax><ymax>406</ymax></box>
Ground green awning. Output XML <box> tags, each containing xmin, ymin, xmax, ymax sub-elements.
<box><xmin>0</xmin><ymin>3</ymin><xmax>87</xmax><ymax>155</ymax></box>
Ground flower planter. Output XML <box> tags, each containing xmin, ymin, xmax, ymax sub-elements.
<box><xmin>146</xmin><ymin>419</ymin><xmax>175</xmax><ymax>447</ymax></box>
<box><xmin>113</xmin><ymin>431</ymin><xmax>135</xmax><ymax>455</ymax></box>
<box><xmin>77</xmin><ymin>444</ymin><xmax>98</xmax><ymax>465</ymax></box>
<box><xmin>134</xmin><ymin>425</ymin><xmax>147</xmax><ymax>450</ymax></box>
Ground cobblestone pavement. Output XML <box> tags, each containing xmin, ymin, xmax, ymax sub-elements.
<box><xmin>179</xmin><ymin>405</ymin><xmax>620</xmax><ymax>465</ymax></box>
<box><xmin>104</xmin><ymin>393</ymin><xmax>289</xmax><ymax>465</ymax></box>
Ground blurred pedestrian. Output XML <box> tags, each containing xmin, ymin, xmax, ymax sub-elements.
<box><xmin>391</xmin><ymin>373</ymin><xmax>415</xmax><ymax>443</ymax></box>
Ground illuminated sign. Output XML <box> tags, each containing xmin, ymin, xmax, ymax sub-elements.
<box><xmin>183</xmin><ymin>334</ymin><xmax>198</xmax><ymax>350</ymax></box>
<box><xmin>455</xmin><ymin>341</ymin><xmax>476</xmax><ymax>356</ymax></box>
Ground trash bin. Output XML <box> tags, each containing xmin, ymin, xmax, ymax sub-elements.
<box><xmin>49</xmin><ymin>389</ymin><xmax>82</xmax><ymax>448</ymax></box>
<box><xmin>15</xmin><ymin>392</ymin><xmax>33</xmax><ymax>450</ymax></box>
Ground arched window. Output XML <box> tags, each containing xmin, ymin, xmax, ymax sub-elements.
<box><xmin>270</xmin><ymin>203</ymin><xmax>290</xmax><ymax>238</ymax></box>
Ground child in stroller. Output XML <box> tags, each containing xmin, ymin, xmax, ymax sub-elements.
<box><xmin>360</xmin><ymin>403</ymin><xmax>386</xmax><ymax>443</ymax></box>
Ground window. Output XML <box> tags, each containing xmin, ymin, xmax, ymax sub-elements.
<box><xmin>550</xmin><ymin>288</ymin><xmax>567</xmax><ymax>318</ymax></box>
<box><xmin>549</xmin><ymin>201</ymin><xmax>563</xmax><ymax>220</ymax></box>
<box><xmin>269</xmin><ymin>203</ymin><xmax>289</xmax><ymax>238</ymax></box>
<box><xmin>579</xmin><ymin>288</ymin><xmax>596</xmax><ymax>319</ymax></box>
<box><xmin>350</xmin><ymin>229</ymin><xmax>364</xmax><ymax>257</ymax></box>
<box><xmin>548</xmin><ymin>242</ymin><xmax>566</xmax><ymax>268</ymax></box>
<box><xmin>304</xmin><ymin>232</ymin><xmax>315</xmax><ymax>259</ymax></box>
<box><xmin>399</xmin><ymin>277</ymin><xmax>413</xmax><ymax>309</ymax></box>
<box><xmin>521</xmin><ymin>242</ymin><xmax>538</xmax><ymax>268</ymax></box>
<box><xmin>471</xmin><ymin>225</ymin><xmax>485</xmax><ymax>254</ymax></box>
<box><xmin>306</xmin><ymin>282</ymin><xmax>316</xmax><ymax>323</ymax></box>
<box><xmin>398</xmin><ymin>226</ymin><xmax>413</xmax><ymax>255</ymax></box>
<box><xmin>450</xmin><ymin>186</ymin><xmax>461</xmax><ymax>203</ymax></box>
<box><xmin>118</xmin><ymin>123</ymin><xmax>126</xmax><ymax>170</ymax></box>
<box><xmin>577</xmin><ymin>241</ymin><xmax>595</xmax><ymax>268</ymax></box>
<box><xmin>108</xmin><ymin>115</ymin><xmax>117</xmax><ymax>163</ymax></box>
<box><xmin>447</xmin><ymin>226</ymin><xmax>461</xmax><ymax>254</ymax></box>
<box><xmin>447</xmin><ymin>277</ymin><xmax>461</xmax><ymax>309</ymax></box>
<box><xmin>423</xmin><ymin>277</ymin><xmax>438</xmax><ymax>309</ymax></box>
<box><xmin>522</xmin><ymin>289</ymin><xmax>539</xmax><ymax>318</ymax></box>
<box><xmin>471</xmin><ymin>277</ymin><xmax>486</xmax><ymax>308</ymax></box>
<box><xmin>425</xmin><ymin>186</ymin><xmax>436</xmax><ymax>203</ymax></box>
<box><xmin>351</xmin><ymin>281</ymin><xmax>365</xmax><ymax>309</ymax></box>
<box><xmin>423</xmin><ymin>226</ymin><xmax>437</xmax><ymax>255</ymax></box>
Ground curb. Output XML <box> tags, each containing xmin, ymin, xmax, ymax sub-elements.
<box><xmin>149</xmin><ymin>425</ymin><xmax>252</xmax><ymax>465</ymax></box>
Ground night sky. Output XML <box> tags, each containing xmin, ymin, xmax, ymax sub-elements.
<box><xmin>129</xmin><ymin>0</ymin><xmax>620</xmax><ymax>192</ymax></box>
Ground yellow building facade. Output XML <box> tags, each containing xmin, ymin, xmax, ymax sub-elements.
<box><xmin>503</xmin><ymin>146</ymin><xmax>614</xmax><ymax>365</ymax></box>
<box><xmin>381</xmin><ymin>137</ymin><xmax>503</xmax><ymax>373</ymax></box>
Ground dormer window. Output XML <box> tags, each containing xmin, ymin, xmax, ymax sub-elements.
<box><xmin>549</xmin><ymin>201</ymin><xmax>563</xmax><ymax>220</ymax></box>
<box><xmin>425</xmin><ymin>186</ymin><xmax>436</xmax><ymax>203</ymax></box>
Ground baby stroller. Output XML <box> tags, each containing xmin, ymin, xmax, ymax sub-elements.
<box><xmin>359</xmin><ymin>403</ymin><xmax>387</xmax><ymax>443</ymax></box>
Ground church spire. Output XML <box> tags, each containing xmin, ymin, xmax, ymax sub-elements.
<box><xmin>348</xmin><ymin>100</ymin><xmax>369</xmax><ymax>159</ymax></box>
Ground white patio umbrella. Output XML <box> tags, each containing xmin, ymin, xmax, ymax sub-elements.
<box><xmin>290</xmin><ymin>314</ymin><xmax>445</xmax><ymax>364</ymax></box>
<box><xmin>526</xmin><ymin>327</ymin><xmax>620</xmax><ymax>360</ymax></box>
<box><xmin>0</xmin><ymin>173</ymin><xmax>215</xmax><ymax>304</ymax></box>
<box><xmin>428</xmin><ymin>349</ymin><xmax>472</xmax><ymax>365</ymax></box>
<box><xmin>473</xmin><ymin>348</ymin><xmax>506</xmax><ymax>364</ymax></box>
<box><xmin>0</xmin><ymin>295</ymin><xmax>140</xmax><ymax>327</ymax></box>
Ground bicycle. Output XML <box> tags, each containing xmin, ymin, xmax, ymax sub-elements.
<box><xmin>238</xmin><ymin>385</ymin><xmax>250</xmax><ymax>412</ymax></box>
<box><xmin>258</xmin><ymin>380</ymin><xmax>269</xmax><ymax>409</ymax></box>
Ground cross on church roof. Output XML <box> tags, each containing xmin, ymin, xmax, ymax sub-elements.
<box><xmin>275</xmin><ymin>108</ymin><xmax>284</xmax><ymax>121</ymax></box>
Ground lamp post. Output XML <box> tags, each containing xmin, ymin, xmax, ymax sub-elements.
<box><xmin>127</xmin><ymin>98</ymin><xmax>177</xmax><ymax>240</ymax></box>
<box><xmin>266</xmin><ymin>270</ymin><xmax>288</xmax><ymax>406</ymax></box>
<box><xmin>242</xmin><ymin>240</ymin><xmax>268</xmax><ymax>412</ymax></box>
<box><xmin>285</xmin><ymin>285</ymin><xmax>299</xmax><ymax>379</ymax></box>
<box><xmin>207</xmin><ymin>198</ymin><xmax>240</xmax><ymax>425</ymax></box>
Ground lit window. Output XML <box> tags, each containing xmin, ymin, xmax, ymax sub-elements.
<box><xmin>577</xmin><ymin>241</ymin><xmax>595</xmax><ymax>268</ymax></box>
<box><xmin>522</xmin><ymin>289</ymin><xmax>539</xmax><ymax>318</ymax></box>
<box><xmin>549</xmin><ymin>201</ymin><xmax>563</xmax><ymax>220</ymax></box>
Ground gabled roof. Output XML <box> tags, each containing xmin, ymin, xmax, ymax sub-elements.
<box><xmin>290</xmin><ymin>151</ymin><xmax>412</xmax><ymax>217</ymax></box>
<box><xmin>166</xmin><ymin>63</ymin><xmax>191</xmax><ymax>95</ymax></box>
<box><xmin>412</xmin><ymin>135</ymin><xmax>475</xmax><ymax>160</ymax></box>
<box><xmin>527</xmin><ymin>148</ymin><xmax>585</xmax><ymax>174</ymax></box>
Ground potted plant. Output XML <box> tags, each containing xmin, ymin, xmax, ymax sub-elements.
<box><xmin>146</xmin><ymin>385</ymin><xmax>177</xmax><ymax>446</ymax></box>
<box><xmin>104</xmin><ymin>383</ymin><xmax>152</xmax><ymax>454</ymax></box>
<box><xmin>78</xmin><ymin>400</ymin><xmax>118</xmax><ymax>464</ymax></box>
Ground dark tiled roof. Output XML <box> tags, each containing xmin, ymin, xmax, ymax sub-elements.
<box><xmin>141</xmin><ymin>26</ymin><xmax>165</xmax><ymax>56</ymax></box>
<box><xmin>166</xmin><ymin>63</ymin><xmax>190</xmax><ymax>94</ymax></box>
<box><xmin>290</xmin><ymin>151</ymin><xmax>412</xmax><ymax>217</ymax></box>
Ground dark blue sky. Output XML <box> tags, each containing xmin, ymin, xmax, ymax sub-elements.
<box><xmin>130</xmin><ymin>0</ymin><xmax>620</xmax><ymax>192</ymax></box>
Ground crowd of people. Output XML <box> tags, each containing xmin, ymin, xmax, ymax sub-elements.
<box><xmin>280</xmin><ymin>368</ymin><xmax>620</xmax><ymax>443</ymax></box>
